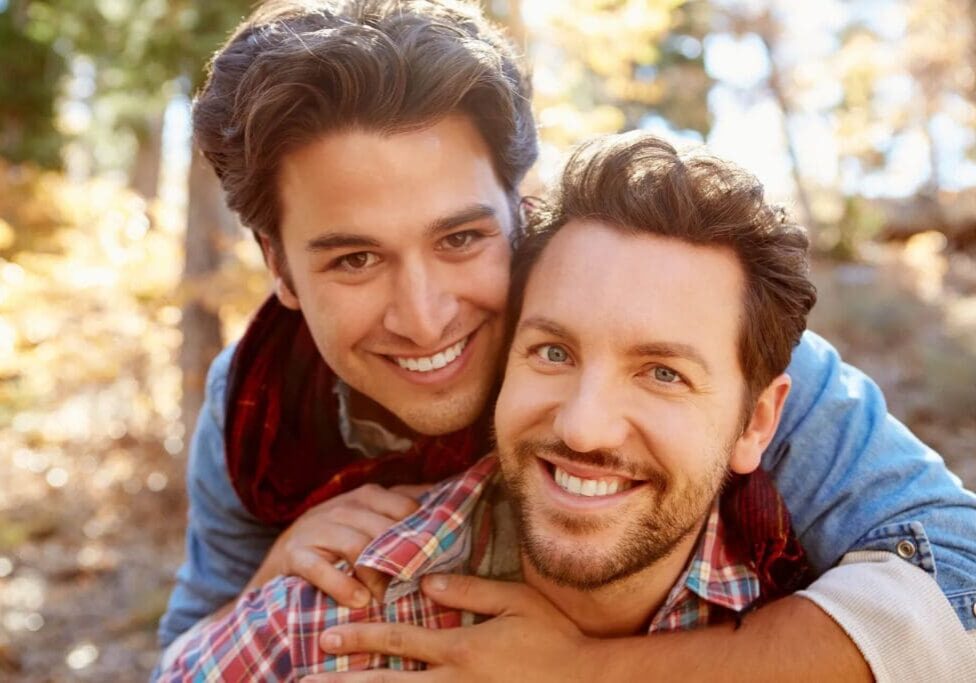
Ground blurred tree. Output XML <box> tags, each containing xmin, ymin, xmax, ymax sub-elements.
<box><xmin>524</xmin><ymin>0</ymin><xmax>712</xmax><ymax>149</ymax></box>
<box><xmin>1</xmin><ymin>0</ymin><xmax>252</xmax><ymax>437</ymax></box>
<box><xmin>712</xmin><ymin>4</ymin><xmax>821</xmax><ymax>235</ymax></box>
<box><xmin>0</xmin><ymin>1</ymin><xmax>68</xmax><ymax>167</ymax></box>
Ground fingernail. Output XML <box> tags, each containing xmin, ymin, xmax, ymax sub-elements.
<box><xmin>427</xmin><ymin>575</ymin><xmax>448</xmax><ymax>592</ymax></box>
<box><xmin>353</xmin><ymin>588</ymin><xmax>370</xmax><ymax>606</ymax></box>
<box><xmin>322</xmin><ymin>633</ymin><xmax>342</xmax><ymax>650</ymax></box>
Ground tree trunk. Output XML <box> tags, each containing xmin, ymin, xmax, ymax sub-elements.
<box><xmin>129</xmin><ymin>113</ymin><xmax>163</xmax><ymax>200</ymax></box>
<box><xmin>757</xmin><ymin>23</ymin><xmax>821</xmax><ymax>237</ymax></box>
<box><xmin>180</xmin><ymin>147</ymin><xmax>226</xmax><ymax>444</ymax></box>
<box><xmin>130</xmin><ymin>114</ymin><xmax>163</xmax><ymax>200</ymax></box>
<box><xmin>486</xmin><ymin>0</ymin><xmax>527</xmax><ymax>50</ymax></box>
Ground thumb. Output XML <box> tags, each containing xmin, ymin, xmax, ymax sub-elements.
<box><xmin>420</xmin><ymin>574</ymin><xmax>535</xmax><ymax>616</ymax></box>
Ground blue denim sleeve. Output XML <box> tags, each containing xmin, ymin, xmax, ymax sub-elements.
<box><xmin>157</xmin><ymin>343</ymin><xmax>280</xmax><ymax>648</ymax></box>
<box><xmin>768</xmin><ymin>330</ymin><xmax>976</xmax><ymax>629</ymax></box>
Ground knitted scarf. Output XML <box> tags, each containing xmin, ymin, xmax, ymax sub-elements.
<box><xmin>224</xmin><ymin>296</ymin><xmax>487</xmax><ymax>528</ymax></box>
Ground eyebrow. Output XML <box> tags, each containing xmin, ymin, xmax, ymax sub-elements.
<box><xmin>519</xmin><ymin>316</ymin><xmax>711</xmax><ymax>373</ymax></box>
<box><xmin>304</xmin><ymin>203</ymin><xmax>498</xmax><ymax>253</ymax></box>
<box><xmin>424</xmin><ymin>203</ymin><xmax>498</xmax><ymax>238</ymax></box>
<box><xmin>628</xmin><ymin>342</ymin><xmax>711</xmax><ymax>374</ymax></box>
<box><xmin>517</xmin><ymin>316</ymin><xmax>578</xmax><ymax>344</ymax></box>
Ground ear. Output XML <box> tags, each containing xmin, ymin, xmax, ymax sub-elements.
<box><xmin>258</xmin><ymin>234</ymin><xmax>301</xmax><ymax>310</ymax></box>
<box><xmin>729</xmin><ymin>373</ymin><xmax>791</xmax><ymax>475</ymax></box>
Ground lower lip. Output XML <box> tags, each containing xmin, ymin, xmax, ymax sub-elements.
<box><xmin>382</xmin><ymin>326</ymin><xmax>480</xmax><ymax>387</ymax></box>
<box><xmin>535</xmin><ymin>457</ymin><xmax>644</xmax><ymax>511</ymax></box>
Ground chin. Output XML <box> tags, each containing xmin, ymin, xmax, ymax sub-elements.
<box><xmin>394</xmin><ymin>388</ymin><xmax>489</xmax><ymax>436</ymax></box>
<box><xmin>521</xmin><ymin>531</ymin><xmax>653</xmax><ymax>591</ymax></box>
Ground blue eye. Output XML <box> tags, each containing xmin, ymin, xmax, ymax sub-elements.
<box><xmin>652</xmin><ymin>366</ymin><xmax>681</xmax><ymax>383</ymax></box>
<box><xmin>535</xmin><ymin>344</ymin><xmax>569</xmax><ymax>363</ymax></box>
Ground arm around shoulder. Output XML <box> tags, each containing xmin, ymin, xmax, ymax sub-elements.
<box><xmin>767</xmin><ymin>331</ymin><xmax>976</xmax><ymax>604</ymax></box>
<box><xmin>157</xmin><ymin>343</ymin><xmax>279</xmax><ymax>648</ymax></box>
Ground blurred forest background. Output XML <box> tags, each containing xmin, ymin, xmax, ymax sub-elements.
<box><xmin>0</xmin><ymin>0</ymin><xmax>974</xmax><ymax>679</ymax></box>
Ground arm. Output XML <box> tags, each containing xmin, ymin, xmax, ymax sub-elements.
<box><xmin>158</xmin><ymin>344</ymin><xmax>428</xmax><ymax>648</ymax></box>
<box><xmin>310</xmin><ymin>569</ymin><xmax>976</xmax><ymax>683</ymax></box>
<box><xmin>308</xmin><ymin>574</ymin><xmax>868</xmax><ymax>683</ymax></box>
<box><xmin>154</xmin><ymin>576</ymin><xmax>295</xmax><ymax>682</ymax></box>
<box><xmin>158</xmin><ymin>344</ymin><xmax>279</xmax><ymax>649</ymax></box>
<box><xmin>769</xmin><ymin>331</ymin><xmax>976</xmax><ymax>625</ymax></box>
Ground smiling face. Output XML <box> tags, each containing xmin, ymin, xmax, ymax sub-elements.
<box><xmin>494</xmin><ymin>220</ymin><xmax>790</xmax><ymax>590</ymax></box>
<box><xmin>271</xmin><ymin>115</ymin><xmax>514</xmax><ymax>436</ymax></box>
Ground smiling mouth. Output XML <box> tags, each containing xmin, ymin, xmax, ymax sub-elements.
<box><xmin>390</xmin><ymin>335</ymin><xmax>470</xmax><ymax>373</ymax></box>
<box><xmin>543</xmin><ymin>460</ymin><xmax>640</xmax><ymax>498</ymax></box>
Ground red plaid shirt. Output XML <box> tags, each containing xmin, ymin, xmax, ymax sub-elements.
<box><xmin>155</xmin><ymin>456</ymin><xmax>761</xmax><ymax>681</ymax></box>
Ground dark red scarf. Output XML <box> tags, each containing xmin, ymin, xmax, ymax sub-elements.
<box><xmin>224</xmin><ymin>296</ymin><xmax>810</xmax><ymax>596</ymax></box>
<box><xmin>721</xmin><ymin>468</ymin><xmax>813</xmax><ymax>600</ymax></box>
<box><xmin>224</xmin><ymin>296</ymin><xmax>488</xmax><ymax>527</ymax></box>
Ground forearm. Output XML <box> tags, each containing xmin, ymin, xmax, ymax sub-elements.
<box><xmin>590</xmin><ymin>596</ymin><xmax>869</xmax><ymax>682</ymax></box>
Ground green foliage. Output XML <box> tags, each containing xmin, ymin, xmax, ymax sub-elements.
<box><xmin>0</xmin><ymin>0</ymin><xmax>252</xmax><ymax>174</ymax></box>
<box><xmin>0</xmin><ymin>3</ymin><xmax>67</xmax><ymax>167</ymax></box>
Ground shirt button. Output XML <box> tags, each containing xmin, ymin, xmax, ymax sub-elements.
<box><xmin>896</xmin><ymin>540</ymin><xmax>917</xmax><ymax>559</ymax></box>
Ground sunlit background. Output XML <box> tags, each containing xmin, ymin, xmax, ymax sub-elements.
<box><xmin>1</xmin><ymin>0</ymin><xmax>974</xmax><ymax>679</ymax></box>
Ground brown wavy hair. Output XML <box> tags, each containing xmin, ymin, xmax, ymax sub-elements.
<box><xmin>193</xmin><ymin>0</ymin><xmax>537</xmax><ymax>246</ymax></box>
<box><xmin>508</xmin><ymin>132</ymin><xmax>817</xmax><ymax>406</ymax></box>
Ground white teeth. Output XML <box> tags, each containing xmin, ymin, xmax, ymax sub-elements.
<box><xmin>395</xmin><ymin>336</ymin><xmax>468</xmax><ymax>373</ymax></box>
<box><xmin>552</xmin><ymin>466</ymin><xmax>632</xmax><ymax>497</ymax></box>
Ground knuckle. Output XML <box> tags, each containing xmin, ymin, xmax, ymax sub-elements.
<box><xmin>357</xmin><ymin>483</ymin><xmax>385</xmax><ymax>498</ymax></box>
<box><xmin>386</xmin><ymin>628</ymin><xmax>405</xmax><ymax>655</ymax></box>
<box><xmin>450</xmin><ymin>637</ymin><xmax>475</xmax><ymax>667</ymax></box>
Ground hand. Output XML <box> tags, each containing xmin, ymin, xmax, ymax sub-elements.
<box><xmin>300</xmin><ymin>574</ymin><xmax>597</xmax><ymax>682</ymax></box>
<box><xmin>246</xmin><ymin>483</ymin><xmax>431</xmax><ymax>608</ymax></box>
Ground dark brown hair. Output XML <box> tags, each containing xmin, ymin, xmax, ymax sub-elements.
<box><xmin>508</xmin><ymin>132</ymin><xmax>817</xmax><ymax>406</ymax></box>
<box><xmin>193</xmin><ymin>0</ymin><xmax>537</xmax><ymax>245</ymax></box>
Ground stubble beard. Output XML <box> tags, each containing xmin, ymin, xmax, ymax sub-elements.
<box><xmin>500</xmin><ymin>438</ymin><xmax>731</xmax><ymax>591</ymax></box>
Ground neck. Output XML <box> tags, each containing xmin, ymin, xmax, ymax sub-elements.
<box><xmin>520</xmin><ymin>517</ymin><xmax>706</xmax><ymax>638</ymax></box>
<box><xmin>345</xmin><ymin>385</ymin><xmax>421</xmax><ymax>440</ymax></box>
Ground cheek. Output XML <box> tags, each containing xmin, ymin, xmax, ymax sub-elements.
<box><xmin>304</xmin><ymin>282</ymin><xmax>388</xmax><ymax>355</ymax></box>
<box><xmin>458</xmin><ymin>243</ymin><xmax>511</xmax><ymax>312</ymax></box>
<box><xmin>495</xmin><ymin>363</ymin><xmax>558</xmax><ymax>440</ymax></box>
<box><xmin>633</xmin><ymin>398</ymin><xmax>732</xmax><ymax>472</ymax></box>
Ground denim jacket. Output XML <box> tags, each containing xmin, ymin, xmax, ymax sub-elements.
<box><xmin>158</xmin><ymin>330</ymin><xmax>976</xmax><ymax>648</ymax></box>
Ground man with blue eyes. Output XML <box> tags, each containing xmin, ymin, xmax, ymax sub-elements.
<box><xmin>157</xmin><ymin>132</ymin><xmax>975</xmax><ymax>681</ymax></box>
<box><xmin>158</xmin><ymin>0</ymin><xmax>976</xmax><ymax>679</ymax></box>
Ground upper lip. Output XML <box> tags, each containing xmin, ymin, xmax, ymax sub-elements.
<box><xmin>537</xmin><ymin>453</ymin><xmax>645</xmax><ymax>482</ymax></box>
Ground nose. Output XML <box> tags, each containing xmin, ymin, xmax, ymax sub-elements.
<box><xmin>551</xmin><ymin>368</ymin><xmax>629</xmax><ymax>454</ymax></box>
<box><xmin>383</xmin><ymin>257</ymin><xmax>459</xmax><ymax>349</ymax></box>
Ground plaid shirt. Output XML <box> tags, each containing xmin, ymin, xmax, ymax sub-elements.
<box><xmin>155</xmin><ymin>456</ymin><xmax>760</xmax><ymax>681</ymax></box>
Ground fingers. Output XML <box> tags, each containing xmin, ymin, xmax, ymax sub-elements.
<box><xmin>326</xmin><ymin>506</ymin><xmax>404</xmax><ymax>540</ymax></box>
<box><xmin>300</xmin><ymin>671</ymin><xmax>423</xmax><ymax>683</ymax></box>
<box><xmin>420</xmin><ymin>574</ymin><xmax>535</xmax><ymax>616</ymax></box>
<box><xmin>293</xmin><ymin>550</ymin><xmax>372</xmax><ymax>607</ymax></box>
<box><xmin>389</xmin><ymin>483</ymin><xmax>434</xmax><ymax>501</ymax></box>
<box><xmin>344</xmin><ymin>484</ymin><xmax>423</xmax><ymax>520</ymax></box>
<box><xmin>319</xmin><ymin>622</ymin><xmax>453</xmax><ymax>664</ymax></box>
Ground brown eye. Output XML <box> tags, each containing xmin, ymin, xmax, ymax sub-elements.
<box><xmin>337</xmin><ymin>252</ymin><xmax>378</xmax><ymax>270</ymax></box>
<box><xmin>440</xmin><ymin>231</ymin><xmax>477</xmax><ymax>250</ymax></box>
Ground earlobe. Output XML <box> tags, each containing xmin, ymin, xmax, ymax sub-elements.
<box><xmin>274</xmin><ymin>276</ymin><xmax>301</xmax><ymax>310</ymax></box>
<box><xmin>729</xmin><ymin>374</ymin><xmax>792</xmax><ymax>474</ymax></box>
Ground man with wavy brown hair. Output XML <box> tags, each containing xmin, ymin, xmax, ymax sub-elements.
<box><xmin>159</xmin><ymin>1</ymin><xmax>976</xmax><ymax>679</ymax></box>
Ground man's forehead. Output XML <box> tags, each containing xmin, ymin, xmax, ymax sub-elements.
<box><xmin>519</xmin><ymin>220</ymin><xmax>745</xmax><ymax>363</ymax></box>
<box><xmin>276</xmin><ymin>116</ymin><xmax>516</xmax><ymax>242</ymax></box>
